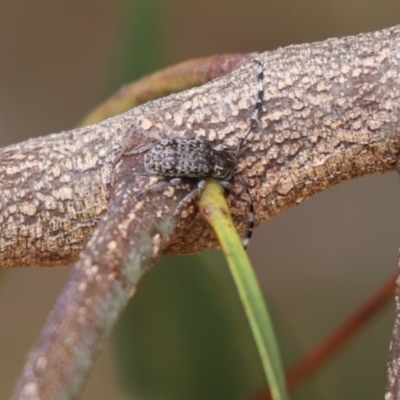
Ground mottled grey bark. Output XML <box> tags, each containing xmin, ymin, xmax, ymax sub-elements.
<box><xmin>2</xmin><ymin>28</ymin><xmax>400</xmax><ymax>268</ymax></box>
<box><xmin>3</xmin><ymin>25</ymin><xmax>400</xmax><ymax>399</ymax></box>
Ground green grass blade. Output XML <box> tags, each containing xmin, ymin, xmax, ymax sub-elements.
<box><xmin>199</xmin><ymin>178</ymin><xmax>288</xmax><ymax>400</ymax></box>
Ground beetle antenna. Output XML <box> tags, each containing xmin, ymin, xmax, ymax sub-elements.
<box><xmin>235</xmin><ymin>59</ymin><xmax>264</xmax><ymax>158</ymax></box>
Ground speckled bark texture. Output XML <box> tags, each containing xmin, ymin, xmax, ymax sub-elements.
<box><xmin>2</xmin><ymin>28</ymin><xmax>400</xmax><ymax>270</ymax></box>
<box><xmin>6</xmin><ymin>26</ymin><xmax>400</xmax><ymax>399</ymax></box>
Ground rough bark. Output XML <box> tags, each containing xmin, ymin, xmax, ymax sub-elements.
<box><xmin>2</xmin><ymin>27</ymin><xmax>400</xmax><ymax>269</ymax></box>
<box><xmin>3</xmin><ymin>25</ymin><xmax>400</xmax><ymax>399</ymax></box>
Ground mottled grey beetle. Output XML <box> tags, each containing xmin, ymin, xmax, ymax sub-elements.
<box><xmin>143</xmin><ymin>138</ymin><xmax>236</xmax><ymax>181</ymax></box>
<box><xmin>143</xmin><ymin>59</ymin><xmax>264</xmax><ymax>248</ymax></box>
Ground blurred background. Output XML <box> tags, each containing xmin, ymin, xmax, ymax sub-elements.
<box><xmin>1</xmin><ymin>1</ymin><xmax>400</xmax><ymax>399</ymax></box>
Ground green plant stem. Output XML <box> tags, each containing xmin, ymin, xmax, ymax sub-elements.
<box><xmin>199</xmin><ymin>178</ymin><xmax>288</xmax><ymax>400</ymax></box>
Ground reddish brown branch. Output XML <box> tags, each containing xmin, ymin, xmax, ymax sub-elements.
<box><xmin>253</xmin><ymin>274</ymin><xmax>396</xmax><ymax>399</ymax></box>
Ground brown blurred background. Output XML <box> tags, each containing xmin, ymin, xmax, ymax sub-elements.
<box><xmin>1</xmin><ymin>1</ymin><xmax>400</xmax><ymax>399</ymax></box>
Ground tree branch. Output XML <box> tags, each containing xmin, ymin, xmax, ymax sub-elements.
<box><xmin>3</xmin><ymin>25</ymin><xmax>400</xmax><ymax>399</ymax></box>
<box><xmin>12</xmin><ymin>169</ymin><xmax>179</xmax><ymax>399</ymax></box>
<box><xmin>2</xmin><ymin>27</ymin><xmax>400</xmax><ymax>269</ymax></box>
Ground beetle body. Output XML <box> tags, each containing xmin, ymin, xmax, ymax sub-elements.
<box><xmin>143</xmin><ymin>138</ymin><xmax>236</xmax><ymax>180</ymax></box>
